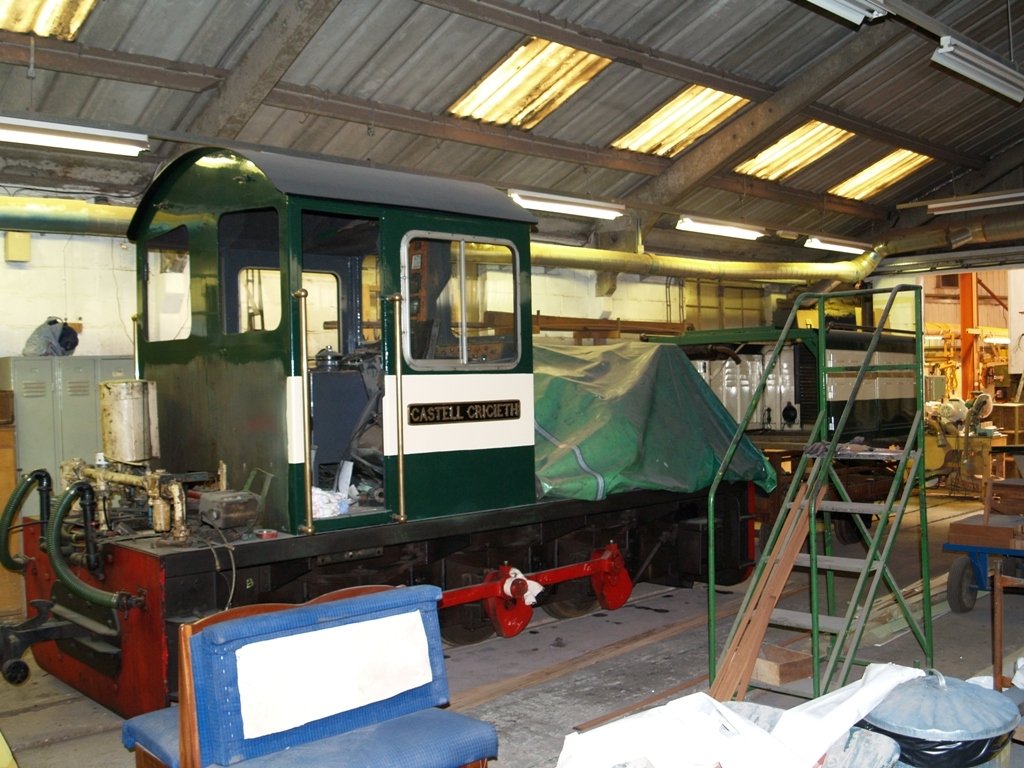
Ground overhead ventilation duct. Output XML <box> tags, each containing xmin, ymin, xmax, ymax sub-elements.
<box><xmin>0</xmin><ymin>196</ymin><xmax>134</xmax><ymax>236</ymax></box>
<box><xmin>3</xmin><ymin>197</ymin><xmax>1024</xmax><ymax>285</ymax></box>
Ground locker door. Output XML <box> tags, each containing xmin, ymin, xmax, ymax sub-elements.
<box><xmin>8</xmin><ymin>358</ymin><xmax>58</xmax><ymax>479</ymax></box>
<box><xmin>56</xmin><ymin>357</ymin><xmax>100</xmax><ymax>466</ymax></box>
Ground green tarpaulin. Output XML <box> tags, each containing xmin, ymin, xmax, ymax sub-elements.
<box><xmin>534</xmin><ymin>340</ymin><xmax>777</xmax><ymax>501</ymax></box>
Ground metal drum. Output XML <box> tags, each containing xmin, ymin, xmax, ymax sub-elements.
<box><xmin>862</xmin><ymin>670</ymin><xmax>1020</xmax><ymax>767</ymax></box>
<box><xmin>99</xmin><ymin>379</ymin><xmax>160</xmax><ymax>463</ymax></box>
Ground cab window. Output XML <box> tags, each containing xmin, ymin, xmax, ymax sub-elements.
<box><xmin>404</xmin><ymin>235</ymin><xmax>518</xmax><ymax>368</ymax></box>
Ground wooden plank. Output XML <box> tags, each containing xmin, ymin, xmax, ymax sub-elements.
<box><xmin>711</xmin><ymin>481</ymin><xmax>825</xmax><ymax>701</ymax></box>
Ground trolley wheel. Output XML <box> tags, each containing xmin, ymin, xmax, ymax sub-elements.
<box><xmin>947</xmin><ymin>555</ymin><xmax>977</xmax><ymax>614</ymax></box>
<box><xmin>2</xmin><ymin>658</ymin><xmax>29</xmax><ymax>686</ymax></box>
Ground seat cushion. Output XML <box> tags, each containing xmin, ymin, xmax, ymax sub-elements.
<box><xmin>232</xmin><ymin>708</ymin><xmax>498</xmax><ymax>768</ymax></box>
<box><xmin>123</xmin><ymin>706</ymin><xmax>181</xmax><ymax>768</ymax></box>
<box><xmin>123</xmin><ymin>706</ymin><xmax>497</xmax><ymax>768</ymax></box>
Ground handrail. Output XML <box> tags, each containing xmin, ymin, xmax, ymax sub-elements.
<box><xmin>705</xmin><ymin>284</ymin><xmax>930</xmax><ymax>685</ymax></box>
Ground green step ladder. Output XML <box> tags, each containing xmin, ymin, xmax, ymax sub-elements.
<box><xmin>707</xmin><ymin>284</ymin><xmax>932</xmax><ymax>700</ymax></box>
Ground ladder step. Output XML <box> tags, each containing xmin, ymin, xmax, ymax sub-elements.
<box><xmin>770</xmin><ymin>608</ymin><xmax>847</xmax><ymax>634</ymax></box>
<box><xmin>793</xmin><ymin>554</ymin><xmax>877</xmax><ymax>572</ymax></box>
<box><xmin>818</xmin><ymin>500</ymin><xmax>885</xmax><ymax>515</ymax></box>
<box><xmin>834</xmin><ymin>447</ymin><xmax>906</xmax><ymax>461</ymax></box>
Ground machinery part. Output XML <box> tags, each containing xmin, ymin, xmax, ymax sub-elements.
<box><xmin>947</xmin><ymin>555</ymin><xmax>978</xmax><ymax>614</ymax></box>
<box><xmin>48</xmin><ymin>482</ymin><xmax>142</xmax><ymax>612</ymax></box>
<box><xmin>99</xmin><ymin>379</ymin><xmax>159</xmax><ymax>463</ymax></box>
<box><xmin>440</xmin><ymin>543</ymin><xmax>634</xmax><ymax>638</ymax></box>
<box><xmin>2</xmin><ymin>658</ymin><xmax>29</xmax><ymax>685</ymax></box>
<box><xmin>588</xmin><ymin>544</ymin><xmax>633</xmax><ymax>610</ymax></box>
<box><xmin>0</xmin><ymin>469</ymin><xmax>51</xmax><ymax>572</ymax></box>
<box><xmin>0</xmin><ymin>599</ymin><xmax>92</xmax><ymax>686</ymax></box>
<box><xmin>199</xmin><ymin>490</ymin><xmax>260</xmax><ymax>529</ymax></box>
<box><xmin>482</xmin><ymin>567</ymin><xmax>534</xmax><ymax>638</ymax></box>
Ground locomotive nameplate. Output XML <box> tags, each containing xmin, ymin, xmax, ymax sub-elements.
<box><xmin>408</xmin><ymin>399</ymin><xmax>521</xmax><ymax>425</ymax></box>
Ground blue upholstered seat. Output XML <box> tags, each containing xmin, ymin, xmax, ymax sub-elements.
<box><xmin>122</xmin><ymin>585</ymin><xmax>497</xmax><ymax>767</ymax></box>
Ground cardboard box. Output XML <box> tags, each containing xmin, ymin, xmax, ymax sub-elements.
<box><xmin>0</xmin><ymin>390</ymin><xmax>11</xmax><ymax>425</ymax></box>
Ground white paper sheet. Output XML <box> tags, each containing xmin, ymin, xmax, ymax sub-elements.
<box><xmin>234</xmin><ymin>610</ymin><xmax>433</xmax><ymax>739</ymax></box>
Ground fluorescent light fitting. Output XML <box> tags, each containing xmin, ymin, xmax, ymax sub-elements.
<box><xmin>804</xmin><ymin>236</ymin><xmax>869</xmax><ymax>254</ymax></box>
<box><xmin>931</xmin><ymin>36</ymin><xmax>1024</xmax><ymax>102</ymax></box>
<box><xmin>676</xmin><ymin>217</ymin><xmax>763</xmax><ymax>241</ymax></box>
<box><xmin>509</xmin><ymin>190</ymin><xmax>624</xmax><ymax>220</ymax></box>
<box><xmin>984</xmin><ymin>335</ymin><xmax>1010</xmax><ymax>345</ymax></box>
<box><xmin>0</xmin><ymin>116</ymin><xmax>149</xmax><ymax>156</ymax></box>
<box><xmin>925</xmin><ymin>188</ymin><xmax>1024</xmax><ymax>215</ymax></box>
<box><xmin>804</xmin><ymin>0</ymin><xmax>887</xmax><ymax>25</ymax></box>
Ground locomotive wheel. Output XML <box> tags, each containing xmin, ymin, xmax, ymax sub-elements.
<box><xmin>440</xmin><ymin>603</ymin><xmax>496</xmax><ymax>645</ymax></box>
<box><xmin>435</xmin><ymin>557</ymin><xmax>496</xmax><ymax>645</ymax></box>
<box><xmin>541</xmin><ymin>532</ymin><xmax>599</xmax><ymax>619</ymax></box>
<box><xmin>832</xmin><ymin>514</ymin><xmax>872</xmax><ymax>545</ymax></box>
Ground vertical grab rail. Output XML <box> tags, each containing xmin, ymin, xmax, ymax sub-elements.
<box><xmin>293</xmin><ymin>288</ymin><xmax>315</xmax><ymax>536</ymax></box>
<box><xmin>387</xmin><ymin>293</ymin><xmax>408</xmax><ymax>523</ymax></box>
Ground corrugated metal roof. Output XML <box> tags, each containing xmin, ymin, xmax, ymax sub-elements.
<box><xmin>0</xmin><ymin>0</ymin><xmax>1022</xmax><ymax>265</ymax></box>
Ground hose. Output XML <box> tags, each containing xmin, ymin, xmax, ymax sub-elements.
<box><xmin>0</xmin><ymin>469</ymin><xmax>51</xmax><ymax>573</ymax></box>
<box><xmin>47</xmin><ymin>482</ymin><xmax>141</xmax><ymax>612</ymax></box>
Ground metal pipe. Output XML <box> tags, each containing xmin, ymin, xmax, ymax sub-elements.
<box><xmin>47</xmin><ymin>482</ymin><xmax>141</xmax><ymax>611</ymax></box>
<box><xmin>0</xmin><ymin>196</ymin><xmax>134</xmax><ymax>236</ymax></box>
<box><xmin>528</xmin><ymin>242</ymin><xmax>884</xmax><ymax>283</ymax></box>
<box><xmin>9</xmin><ymin>197</ymin><xmax>1024</xmax><ymax>284</ymax></box>
<box><xmin>387</xmin><ymin>293</ymin><xmax>408</xmax><ymax>523</ymax></box>
<box><xmin>0</xmin><ymin>470</ymin><xmax>50</xmax><ymax>572</ymax></box>
<box><xmin>293</xmin><ymin>288</ymin><xmax>315</xmax><ymax>536</ymax></box>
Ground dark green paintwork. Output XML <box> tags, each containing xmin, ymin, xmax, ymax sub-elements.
<box><xmin>131</xmin><ymin>148</ymin><xmax>535</xmax><ymax>536</ymax></box>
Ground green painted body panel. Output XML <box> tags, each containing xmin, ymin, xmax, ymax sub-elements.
<box><xmin>132</xmin><ymin>148</ymin><xmax>536</xmax><ymax>536</ymax></box>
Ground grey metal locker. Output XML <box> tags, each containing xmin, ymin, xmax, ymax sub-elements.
<box><xmin>0</xmin><ymin>356</ymin><xmax>133</xmax><ymax>485</ymax></box>
<box><xmin>0</xmin><ymin>357</ymin><xmax>58</xmax><ymax>481</ymax></box>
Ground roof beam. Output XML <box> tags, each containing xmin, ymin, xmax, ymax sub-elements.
<box><xmin>0</xmin><ymin>32</ymin><xmax>881</xmax><ymax>221</ymax></box>
<box><xmin>418</xmin><ymin>0</ymin><xmax>980</xmax><ymax>169</ymax></box>
<box><xmin>188</xmin><ymin>0</ymin><xmax>342</xmax><ymax>139</ymax></box>
<box><xmin>706</xmin><ymin>173</ymin><xmax>886</xmax><ymax>221</ymax></box>
<box><xmin>629</xmin><ymin>22</ymin><xmax>905</xmax><ymax>220</ymax></box>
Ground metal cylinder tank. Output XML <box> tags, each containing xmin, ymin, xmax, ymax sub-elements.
<box><xmin>99</xmin><ymin>380</ymin><xmax>160</xmax><ymax>463</ymax></box>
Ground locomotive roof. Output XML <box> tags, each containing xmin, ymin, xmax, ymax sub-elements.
<box><xmin>129</xmin><ymin>147</ymin><xmax>536</xmax><ymax>239</ymax></box>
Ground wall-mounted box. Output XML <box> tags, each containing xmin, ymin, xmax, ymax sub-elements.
<box><xmin>4</xmin><ymin>231</ymin><xmax>31</xmax><ymax>262</ymax></box>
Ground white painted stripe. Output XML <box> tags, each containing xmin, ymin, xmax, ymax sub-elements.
<box><xmin>285</xmin><ymin>376</ymin><xmax>305</xmax><ymax>464</ymax></box>
<box><xmin>382</xmin><ymin>373</ymin><xmax>534</xmax><ymax>456</ymax></box>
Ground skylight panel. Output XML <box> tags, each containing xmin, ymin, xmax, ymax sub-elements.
<box><xmin>734</xmin><ymin>120</ymin><xmax>855</xmax><ymax>181</ymax></box>
<box><xmin>0</xmin><ymin>0</ymin><xmax>97</xmax><ymax>40</ymax></box>
<box><xmin>611</xmin><ymin>85</ymin><xmax>749</xmax><ymax>157</ymax></box>
<box><xmin>828</xmin><ymin>149</ymin><xmax>933</xmax><ymax>200</ymax></box>
<box><xmin>448</xmin><ymin>37</ymin><xmax>611</xmax><ymax>130</ymax></box>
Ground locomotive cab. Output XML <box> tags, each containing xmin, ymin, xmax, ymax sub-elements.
<box><xmin>129</xmin><ymin>148</ymin><xmax>538</xmax><ymax>534</ymax></box>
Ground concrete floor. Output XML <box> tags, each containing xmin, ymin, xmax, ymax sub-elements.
<box><xmin>2</xmin><ymin>491</ymin><xmax>1023</xmax><ymax>767</ymax></box>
